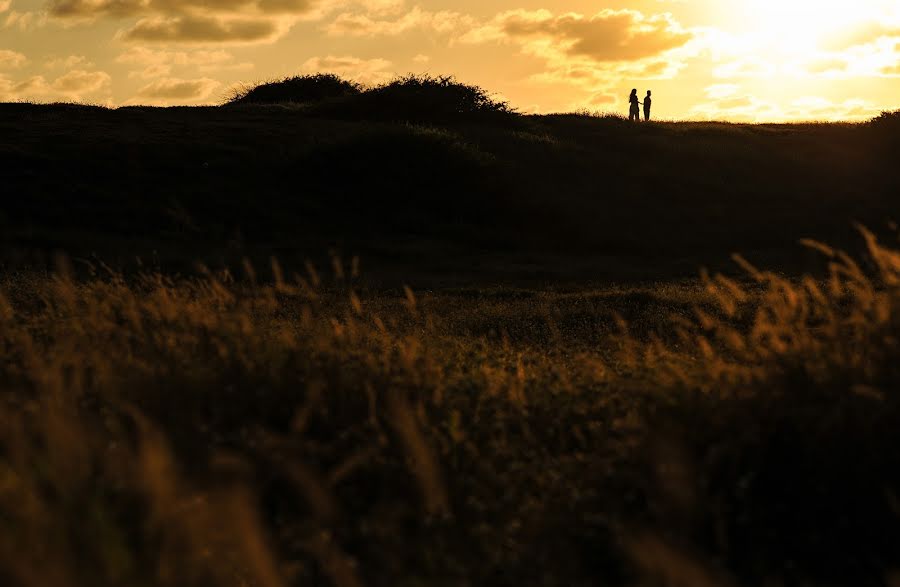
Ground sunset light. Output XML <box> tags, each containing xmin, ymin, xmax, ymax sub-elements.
<box><xmin>731</xmin><ymin>0</ymin><xmax>893</xmax><ymax>47</ymax></box>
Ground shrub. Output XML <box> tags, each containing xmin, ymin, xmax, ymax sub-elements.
<box><xmin>314</xmin><ymin>74</ymin><xmax>513</xmax><ymax>123</ymax></box>
<box><xmin>870</xmin><ymin>109</ymin><xmax>900</xmax><ymax>126</ymax></box>
<box><xmin>226</xmin><ymin>73</ymin><xmax>514</xmax><ymax>124</ymax></box>
<box><xmin>228</xmin><ymin>73</ymin><xmax>362</xmax><ymax>105</ymax></box>
<box><xmin>869</xmin><ymin>110</ymin><xmax>900</xmax><ymax>145</ymax></box>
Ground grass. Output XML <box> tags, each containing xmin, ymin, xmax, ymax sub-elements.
<box><xmin>2</xmin><ymin>231</ymin><xmax>900</xmax><ymax>586</ymax></box>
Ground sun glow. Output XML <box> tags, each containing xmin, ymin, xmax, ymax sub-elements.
<box><xmin>732</xmin><ymin>0</ymin><xmax>899</xmax><ymax>54</ymax></box>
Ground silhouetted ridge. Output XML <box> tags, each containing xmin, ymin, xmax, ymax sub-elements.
<box><xmin>230</xmin><ymin>74</ymin><xmax>514</xmax><ymax>123</ymax></box>
<box><xmin>229</xmin><ymin>73</ymin><xmax>362</xmax><ymax>105</ymax></box>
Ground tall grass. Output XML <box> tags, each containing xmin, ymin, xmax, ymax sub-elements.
<box><xmin>2</xmin><ymin>232</ymin><xmax>900</xmax><ymax>585</ymax></box>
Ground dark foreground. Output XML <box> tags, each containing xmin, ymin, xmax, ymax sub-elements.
<box><xmin>1</xmin><ymin>104</ymin><xmax>900</xmax><ymax>586</ymax></box>
<box><xmin>3</xmin><ymin>250</ymin><xmax>900</xmax><ymax>587</ymax></box>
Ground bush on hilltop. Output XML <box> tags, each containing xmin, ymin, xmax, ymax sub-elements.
<box><xmin>330</xmin><ymin>74</ymin><xmax>513</xmax><ymax>121</ymax></box>
<box><xmin>229</xmin><ymin>73</ymin><xmax>515</xmax><ymax>123</ymax></box>
<box><xmin>228</xmin><ymin>73</ymin><xmax>362</xmax><ymax>105</ymax></box>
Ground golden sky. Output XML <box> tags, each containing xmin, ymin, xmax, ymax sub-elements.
<box><xmin>1</xmin><ymin>0</ymin><xmax>899</xmax><ymax>120</ymax></box>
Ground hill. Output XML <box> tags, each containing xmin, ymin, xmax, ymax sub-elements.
<box><xmin>0</xmin><ymin>98</ymin><xmax>897</xmax><ymax>284</ymax></box>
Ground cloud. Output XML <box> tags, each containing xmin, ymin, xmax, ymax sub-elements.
<box><xmin>690</xmin><ymin>84</ymin><xmax>879</xmax><ymax>122</ymax></box>
<box><xmin>0</xmin><ymin>68</ymin><xmax>110</xmax><ymax>101</ymax></box>
<box><xmin>300</xmin><ymin>54</ymin><xmax>393</xmax><ymax>84</ymax></box>
<box><xmin>52</xmin><ymin>69</ymin><xmax>111</xmax><ymax>94</ymax></box>
<box><xmin>47</xmin><ymin>0</ymin><xmax>323</xmax><ymax>43</ymax></box>
<box><xmin>117</xmin><ymin>46</ymin><xmax>232</xmax><ymax>66</ymax></box>
<box><xmin>704</xmin><ymin>84</ymin><xmax>739</xmax><ymax>99</ymax></box>
<box><xmin>587</xmin><ymin>91</ymin><xmax>617</xmax><ymax>107</ymax></box>
<box><xmin>0</xmin><ymin>49</ymin><xmax>27</xmax><ymax>69</ymax></box>
<box><xmin>796</xmin><ymin>36</ymin><xmax>900</xmax><ymax>79</ymax></box>
<box><xmin>325</xmin><ymin>6</ymin><xmax>473</xmax><ymax>37</ymax></box>
<box><xmin>712</xmin><ymin>57</ymin><xmax>776</xmax><ymax>79</ymax></box>
<box><xmin>44</xmin><ymin>55</ymin><xmax>94</xmax><ymax>69</ymax></box>
<box><xmin>824</xmin><ymin>22</ymin><xmax>900</xmax><ymax>51</ymax></box>
<box><xmin>454</xmin><ymin>8</ymin><xmax>696</xmax><ymax>100</ymax></box>
<box><xmin>4</xmin><ymin>9</ymin><xmax>48</xmax><ymax>30</ymax></box>
<box><xmin>704</xmin><ymin>28</ymin><xmax>900</xmax><ymax>81</ymax></box>
<box><xmin>117</xmin><ymin>46</ymin><xmax>234</xmax><ymax>77</ymax></box>
<box><xmin>0</xmin><ymin>75</ymin><xmax>43</xmax><ymax>100</ymax></box>
<box><xmin>121</xmin><ymin>14</ymin><xmax>287</xmax><ymax>43</ymax></box>
<box><xmin>47</xmin><ymin>0</ymin><xmax>317</xmax><ymax>19</ymax></box>
<box><xmin>133</xmin><ymin>76</ymin><xmax>220</xmax><ymax>103</ymax></box>
<box><xmin>462</xmin><ymin>9</ymin><xmax>694</xmax><ymax>62</ymax></box>
<box><xmin>354</xmin><ymin>0</ymin><xmax>403</xmax><ymax>14</ymax></box>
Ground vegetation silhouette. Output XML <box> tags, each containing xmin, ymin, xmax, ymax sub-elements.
<box><xmin>229</xmin><ymin>73</ymin><xmax>514</xmax><ymax>124</ymax></box>
<box><xmin>229</xmin><ymin>73</ymin><xmax>362</xmax><ymax>105</ymax></box>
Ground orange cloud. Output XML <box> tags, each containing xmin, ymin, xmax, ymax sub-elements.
<box><xmin>456</xmin><ymin>7</ymin><xmax>694</xmax><ymax>104</ymax></box>
<box><xmin>47</xmin><ymin>0</ymin><xmax>322</xmax><ymax>43</ymax></box>
<box><xmin>121</xmin><ymin>15</ymin><xmax>286</xmax><ymax>43</ymax></box>
<box><xmin>324</xmin><ymin>6</ymin><xmax>473</xmax><ymax>37</ymax></box>
<box><xmin>52</xmin><ymin>69</ymin><xmax>111</xmax><ymax>94</ymax></box>
<box><xmin>44</xmin><ymin>55</ymin><xmax>94</xmax><ymax>69</ymax></box>
<box><xmin>117</xmin><ymin>47</ymin><xmax>233</xmax><ymax>78</ymax></box>
<box><xmin>691</xmin><ymin>84</ymin><xmax>879</xmax><ymax>122</ymax></box>
<box><xmin>4</xmin><ymin>9</ymin><xmax>48</xmax><ymax>30</ymax></box>
<box><xmin>0</xmin><ymin>68</ymin><xmax>110</xmax><ymax>101</ymax></box>
<box><xmin>510</xmin><ymin>10</ymin><xmax>690</xmax><ymax>61</ymax></box>
<box><xmin>47</xmin><ymin>0</ymin><xmax>317</xmax><ymax>18</ymax></box>
<box><xmin>300</xmin><ymin>55</ymin><xmax>393</xmax><ymax>84</ymax></box>
<box><xmin>463</xmin><ymin>9</ymin><xmax>693</xmax><ymax>62</ymax></box>
<box><xmin>133</xmin><ymin>76</ymin><xmax>220</xmax><ymax>103</ymax></box>
<box><xmin>0</xmin><ymin>49</ymin><xmax>27</xmax><ymax>69</ymax></box>
<box><xmin>117</xmin><ymin>47</ymin><xmax>233</xmax><ymax>66</ymax></box>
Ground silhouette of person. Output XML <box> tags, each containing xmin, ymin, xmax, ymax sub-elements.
<box><xmin>643</xmin><ymin>90</ymin><xmax>652</xmax><ymax>121</ymax></box>
<box><xmin>629</xmin><ymin>89</ymin><xmax>640</xmax><ymax>121</ymax></box>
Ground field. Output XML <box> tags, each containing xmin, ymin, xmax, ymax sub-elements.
<box><xmin>1</xmin><ymin>94</ymin><xmax>900</xmax><ymax>586</ymax></box>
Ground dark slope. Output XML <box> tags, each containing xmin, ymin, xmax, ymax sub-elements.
<box><xmin>1</xmin><ymin>103</ymin><xmax>897</xmax><ymax>282</ymax></box>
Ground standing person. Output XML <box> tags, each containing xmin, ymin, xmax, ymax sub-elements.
<box><xmin>629</xmin><ymin>89</ymin><xmax>640</xmax><ymax>121</ymax></box>
<box><xmin>643</xmin><ymin>90</ymin><xmax>652</xmax><ymax>121</ymax></box>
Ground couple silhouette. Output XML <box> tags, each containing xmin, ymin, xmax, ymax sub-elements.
<box><xmin>629</xmin><ymin>89</ymin><xmax>651</xmax><ymax>122</ymax></box>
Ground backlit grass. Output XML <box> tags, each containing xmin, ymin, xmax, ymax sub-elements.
<box><xmin>2</xmin><ymin>230</ymin><xmax>900</xmax><ymax>586</ymax></box>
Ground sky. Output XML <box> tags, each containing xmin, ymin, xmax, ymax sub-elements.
<box><xmin>1</xmin><ymin>0</ymin><xmax>899</xmax><ymax>120</ymax></box>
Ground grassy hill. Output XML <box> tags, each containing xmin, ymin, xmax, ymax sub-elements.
<box><xmin>1</xmin><ymin>98</ymin><xmax>897</xmax><ymax>283</ymax></box>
